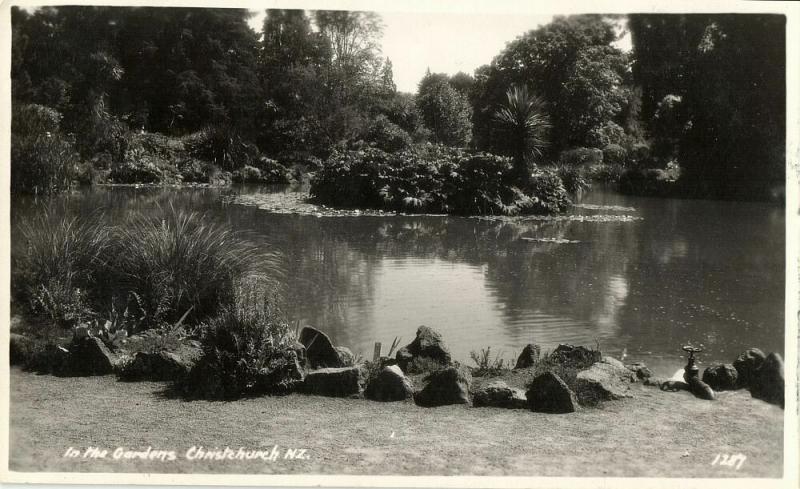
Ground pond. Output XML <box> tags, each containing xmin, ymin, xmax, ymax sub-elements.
<box><xmin>11</xmin><ymin>185</ymin><xmax>785</xmax><ymax>376</ymax></box>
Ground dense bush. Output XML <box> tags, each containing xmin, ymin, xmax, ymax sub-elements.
<box><xmin>618</xmin><ymin>167</ymin><xmax>678</xmax><ymax>197</ymax></box>
<box><xmin>230</xmin><ymin>157</ymin><xmax>290</xmax><ymax>184</ymax></box>
<box><xmin>13</xmin><ymin>209</ymin><xmax>112</xmax><ymax>328</ymax></box>
<box><xmin>13</xmin><ymin>206</ymin><xmax>267</xmax><ymax>333</ymax></box>
<box><xmin>110</xmin><ymin>207</ymin><xmax>263</xmax><ymax>329</ymax></box>
<box><xmin>551</xmin><ymin>164</ymin><xmax>590</xmax><ymax>195</ymax></box>
<box><xmin>602</xmin><ymin>144</ymin><xmax>627</xmax><ymax>166</ymax></box>
<box><xmin>310</xmin><ymin>146</ymin><xmax>571</xmax><ymax>215</ymax></box>
<box><xmin>185</xmin><ymin>125</ymin><xmax>260</xmax><ymax>171</ymax></box>
<box><xmin>11</xmin><ymin>104</ymin><xmax>79</xmax><ymax>194</ymax></box>
<box><xmin>558</xmin><ymin>147</ymin><xmax>603</xmax><ymax>166</ymax></box>
<box><xmin>180</xmin><ymin>277</ymin><xmax>301</xmax><ymax>399</ymax></box>
<box><xmin>360</xmin><ymin>115</ymin><xmax>413</xmax><ymax>153</ymax></box>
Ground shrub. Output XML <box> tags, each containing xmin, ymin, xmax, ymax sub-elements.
<box><xmin>110</xmin><ymin>146</ymin><xmax>168</xmax><ymax>183</ymax></box>
<box><xmin>558</xmin><ymin>147</ymin><xmax>603</xmax><ymax>167</ymax></box>
<box><xmin>627</xmin><ymin>142</ymin><xmax>652</xmax><ymax>168</ymax></box>
<box><xmin>584</xmin><ymin>163</ymin><xmax>625</xmax><ymax>183</ymax></box>
<box><xmin>587</xmin><ymin>121</ymin><xmax>625</xmax><ymax>149</ymax></box>
<box><xmin>553</xmin><ymin>164</ymin><xmax>590</xmax><ymax>194</ymax></box>
<box><xmin>13</xmin><ymin>208</ymin><xmax>112</xmax><ymax>328</ymax></box>
<box><xmin>618</xmin><ymin>167</ymin><xmax>677</xmax><ymax>197</ymax></box>
<box><xmin>361</xmin><ymin>115</ymin><xmax>413</xmax><ymax>153</ymax></box>
<box><xmin>525</xmin><ymin>170</ymin><xmax>571</xmax><ymax>214</ymax></box>
<box><xmin>185</xmin><ymin>125</ymin><xmax>259</xmax><ymax>171</ymax></box>
<box><xmin>76</xmin><ymin>95</ymin><xmax>130</xmax><ymax>163</ymax></box>
<box><xmin>180</xmin><ymin>278</ymin><xmax>300</xmax><ymax>399</ymax></box>
<box><xmin>602</xmin><ymin>144</ymin><xmax>627</xmax><ymax>166</ymax></box>
<box><xmin>11</xmin><ymin>104</ymin><xmax>79</xmax><ymax>195</ymax></box>
<box><xmin>109</xmin><ymin>207</ymin><xmax>263</xmax><ymax>329</ymax></box>
<box><xmin>311</xmin><ymin>146</ymin><xmax>571</xmax><ymax>216</ymax></box>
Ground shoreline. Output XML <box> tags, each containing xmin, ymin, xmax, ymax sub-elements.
<box><xmin>8</xmin><ymin>367</ymin><xmax>784</xmax><ymax>477</ymax></box>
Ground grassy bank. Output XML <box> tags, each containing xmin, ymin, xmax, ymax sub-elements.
<box><xmin>8</xmin><ymin>368</ymin><xmax>783</xmax><ymax>477</ymax></box>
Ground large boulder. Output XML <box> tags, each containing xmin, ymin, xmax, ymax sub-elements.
<box><xmin>474</xmin><ymin>381</ymin><xmax>527</xmax><ymax>409</ymax></box>
<box><xmin>733</xmin><ymin>348</ymin><xmax>766</xmax><ymax>387</ymax></box>
<box><xmin>303</xmin><ymin>366</ymin><xmax>366</xmax><ymax>397</ymax></box>
<box><xmin>574</xmin><ymin>361</ymin><xmax>635</xmax><ymax>405</ymax></box>
<box><xmin>395</xmin><ymin>326</ymin><xmax>451</xmax><ymax>372</ymax></box>
<box><xmin>365</xmin><ymin>365</ymin><xmax>414</xmax><ymax>402</ymax></box>
<box><xmin>69</xmin><ymin>336</ymin><xmax>117</xmax><ymax>375</ymax></box>
<box><xmin>396</xmin><ymin>326</ymin><xmax>452</xmax><ymax>372</ymax></box>
<box><xmin>550</xmin><ymin>344</ymin><xmax>601</xmax><ymax>368</ymax></box>
<box><xmin>334</xmin><ymin>346</ymin><xmax>356</xmax><ymax>367</ymax></box>
<box><xmin>414</xmin><ymin>365</ymin><xmax>471</xmax><ymax>407</ymax></box>
<box><xmin>526</xmin><ymin>371</ymin><xmax>579</xmax><ymax>413</ymax></box>
<box><xmin>750</xmin><ymin>352</ymin><xmax>784</xmax><ymax>407</ymax></box>
<box><xmin>702</xmin><ymin>364</ymin><xmax>738</xmax><ymax>391</ymax></box>
<box><xmin>119</xmin><ymin>350</ymin><xmax>199</xmax><ymax>381</ymax></box>
<box><xmin>514</xmin><ymin>344</ymin><xmax>541</xmax><ymax>369</ymax></box>
<box><xmin>299</xmin><ymin>326</ymin><xmax>347</xmax><ymax>368</ymax></box>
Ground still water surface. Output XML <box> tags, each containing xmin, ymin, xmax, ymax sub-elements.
<box><xmin>11</xmin><ymin>185</ymin><xmax>785</xmax><ymax>376</ymax></box>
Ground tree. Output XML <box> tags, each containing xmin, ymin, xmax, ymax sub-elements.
<box><xmin>629</xmin><ymin>14</ymin><xmax>785</xmax><ymax>199</ymax></box>
<box><xmin>416</xmin><ymin>70</ymin><xmax>472</xmax><ymax>147</ymax></box>
<box><xmin>472</xmin><ymin>15</ymin><xmax>629</xmax><ymax>155</ymax></box>
<box><xmin>493</xmin><ymin>85</ymin><xmax>550</xmax><ymax>179</ymax></box>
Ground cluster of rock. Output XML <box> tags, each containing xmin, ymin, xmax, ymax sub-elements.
<box><xmin>11</xmin><ymin>322</ymin><xmax>784</xmax><ymax>411</ymax></box>
<box><xmin>703</xmin><ymin>348</ymin><xmax>784</xmax><ymax>407</ymax></box>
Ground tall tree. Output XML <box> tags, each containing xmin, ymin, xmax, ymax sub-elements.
<box><xmin>416</xmin><ymin>70</ymin><xmax>472</xmax><ymax>147</ymax></box>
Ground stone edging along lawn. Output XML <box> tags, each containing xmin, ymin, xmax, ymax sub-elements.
<box><xmin>9</xmin><ymin>322</ymin><xmax>785</xmax><ymax>412</ymax></box>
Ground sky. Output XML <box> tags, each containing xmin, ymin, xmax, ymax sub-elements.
<box><xmin>248</xmin><ymin>10</ymin><xmax>632</xmax><ymax>94</ymax></box>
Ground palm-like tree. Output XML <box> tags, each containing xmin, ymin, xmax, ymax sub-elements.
<box><xmin>494</xmin><ymin>85</ymin><xmax>551</xmax><ymax>181</ymax></box>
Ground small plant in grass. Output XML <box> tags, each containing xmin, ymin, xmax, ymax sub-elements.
<box><xmin>180</xmin><ymin>277</ymin><xmax>300</xmax><ymax>400</ymax></box>
<box><xmin>469</xmin><ymin>347</ymin><xmax>511</xmax><ymax>377</ymax></box>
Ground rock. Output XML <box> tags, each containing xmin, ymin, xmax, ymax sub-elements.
<box><xmin>687</xmin><ymin>377</ymin><xmax>716</xmax><ymax>400</ymax></box>
<box><xmin>659</xmin><ymin>380</ymin><xmax>689</xmax><ymax>392</ymax></box>
<box><xmin>396</xmin><ymin>347</ymin><xmax>414</xmax><ymax>370</ymax></box>
<box><xmin>414</xmin><ymin>365</ymin><xmax>471</xmax><ymax>407</ymax></box>
<box><xmin>750</xmin><ymin>352</ymin><xmax>784</xmax><ymax>407</ymax></box>
<box><xmin>474</xmin><ymin>381</ymin><xmax>527</xmax><ymax>409</ymax></box>
<box><xmin>396</xmin><ymin>326</ymin><xmax>452</xmax><ymax>372</ymax></box>
<box><xmin>299</xmin><ymin>326</ymin><xmax>346</xmax><ymax>368</ymax></box>
<box><xmin>574</xmin><ymin>361</ymin><xmax>636</xmax><ymax>405</ymax></box>
<box><xmin>365</xmin><ymin>365</ymin><xmax>414</xmax><ymax>402</ymax></box>
<box><xmin>119</xmin><ymin>350</ymin><xmax>198</xmax><ymax>381</ymax></box>
<box><xmin>514</xmin><ymin>344</ymin><xmax>541</xmax><ymax>369</ymax></box>
<box><xmin>702</xmin><ymin>364</ymin><xmax>738</xmax><ymax>391</ymax></box>
<box><xmin>69</xmin><ymin>336</ymin><xmax>117</xmax><ymax>375</ymax></box>
<box><xmin>303</xmin><ymin>366</ymin><xmax>365</xmax><ymax>397</ymax></box>
<box><xmin>733</xmin><ymin>348</ymin><xmax>766</xmax><ymax>387</ymax></box>
<box><xmin>600</xmin><ymin>356</ymin><xmax>625</xmax><ymax>369</ymax></box>
<box><xmin>526</xmin><ymin>371</ymin><xmax>579</xmax><ymax>413</ymax></box>
<box><xmin>625</xmin><ymin>362</ymin><xmax>653</xmax><ymax>380</ymax></box>
<box><xmin>335</xmin><ymin>346</ymin><xmax>356</xmax><ymax>367</ymax></box>
<box><xmin>9</xmin><ymin>333</ymin><xmax>34</xmax><ymax>366</ymax></box>
<box><xmin>550</xmin><ymin>344</ymin><xmax>600</xmax><ymax>368</ymax></box>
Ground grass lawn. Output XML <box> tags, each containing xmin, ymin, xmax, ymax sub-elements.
<box><xmin>8</xmin><ymin>367</ymin><xmax>784</xmax><ymax>477</ymax></box>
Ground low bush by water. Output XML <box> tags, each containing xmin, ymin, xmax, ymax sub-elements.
<box><xmin>13</xmin><ymin>206</ymin><xmax>269</xmax><ymax>333</ymax></box>
<box><xmin>310</xmin><ymin>146</ymin><xmax>571</xmax><ymax>215</ymax></box>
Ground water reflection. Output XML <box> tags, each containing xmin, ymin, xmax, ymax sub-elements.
<box><xmin>10</xmin><ymin>185</ymin><xmax>785</xmax><ymax>375</ymax></box>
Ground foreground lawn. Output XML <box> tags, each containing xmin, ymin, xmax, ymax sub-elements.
<box><xmin>8</xmin><ymin>367</ymin><xmax>783</xmax><ymax>477</ymax></box>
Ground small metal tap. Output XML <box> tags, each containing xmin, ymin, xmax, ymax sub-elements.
<box><xmin>682</xmin><ymin>345</ymin><xmax>703</xmax><ymax>383</ymax></box>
